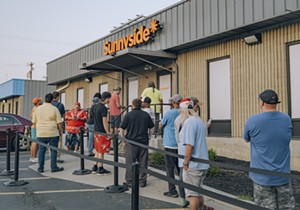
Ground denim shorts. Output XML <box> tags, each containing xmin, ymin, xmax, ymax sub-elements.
<box><xmin>65</xmin><ymin>133</ymin><xmax>80</xmax><ymax>147</ymax></box>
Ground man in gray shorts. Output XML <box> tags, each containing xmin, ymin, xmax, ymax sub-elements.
<box><xmin>176</xmin><ymin>98</ymin><xmax>209</xmax><ymax>210</ymax></box>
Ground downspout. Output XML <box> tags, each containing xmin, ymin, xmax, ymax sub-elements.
<box><xmin>55</xmin><ymin>80</ymin><xmax>70</xmax><ymax>92</ymax></box>
<box><xmin>173</xmin><ymin>59</ymin><xmax>179</xmax><ymax>94</ymax></box>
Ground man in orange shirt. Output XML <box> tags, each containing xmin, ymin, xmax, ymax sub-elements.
<box><xmin>65</xmin><ymin>102</ymin><xmax>87</xmax><ymax>151</ymax></box>
<box><xmin>109</xmin><ymin>87</ymin><xmax>123</xmax><ymax>134</ymax></box>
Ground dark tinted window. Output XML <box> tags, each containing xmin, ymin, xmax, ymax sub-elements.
<box><xmin>0</xmin><ymin>116</ymin><xmax>21</xmax><ymax>126</ymax></box>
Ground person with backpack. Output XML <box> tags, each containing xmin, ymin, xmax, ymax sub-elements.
<box><xmin>52</xmin><ymin>91</ymin><xmax>65</xmax><ymax>163</ymax></box>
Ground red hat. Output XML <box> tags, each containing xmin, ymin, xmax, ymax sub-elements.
<box><xmin>32</xmin><ymin>97</ymin><xmax>42</xmax><ymax>105</ymax></box>
<box><xmin>179</xmin><ymin>98</ymin><xmax>194</xmax><ymax>109</ymax></box>
<box><xmin>74</xmin><ymin>102</ymin><xmax>81</xmax><ymax>107</ymax></box>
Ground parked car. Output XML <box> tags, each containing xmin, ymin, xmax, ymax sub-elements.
<box><xmin>0</xmin><ymin>113</ymin><xmax>32</xmax><ymax>151</ymax></box>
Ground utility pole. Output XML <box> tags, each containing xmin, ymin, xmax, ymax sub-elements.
<box><xmin>26</xmin><ymin>62</ymin><xmax>34</xmax><ymax>80</ymax></box>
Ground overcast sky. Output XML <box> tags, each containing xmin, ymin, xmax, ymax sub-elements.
<box><xmin>0</xmin><ymin>0</ymin><xmax>179</xmax><ymax>84</ymax></box>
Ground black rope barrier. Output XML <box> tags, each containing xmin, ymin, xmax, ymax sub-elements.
<box><xmin>17</xmin><ymin>130</ymin><xmax>299</xmax><ymax>210</ymax></box>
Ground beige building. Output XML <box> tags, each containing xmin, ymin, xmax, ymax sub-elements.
<box><xmin>47</xmin><ymin>0</ymin><xmax>300</xmax><ymax>170</ymax></box>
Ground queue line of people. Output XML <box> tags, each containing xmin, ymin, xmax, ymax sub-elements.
<box><xmin>30</xmin><ymin>86</ymin><xmax>295</xmax><ymax>210</ymax></box>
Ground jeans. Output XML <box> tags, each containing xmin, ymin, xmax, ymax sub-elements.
<box><xmin>164</xmin><ymin>148</ymin><xmax>185</xmax><ymax>197</ymax></box>
<box><xmin>37</xmin><ymin>136</ymin><xmax>59</xmax><ymax>171</ymax></box>
<box><xmin>85</xmin><ymin>123</ymin><xmax>94</xmax><ymax>155</ymax></box>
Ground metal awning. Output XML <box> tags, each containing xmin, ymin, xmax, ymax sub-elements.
<box><xmin>80</xmin><ymin>48</ymin><xmax>177</xmax><ymax>75</ymax></box>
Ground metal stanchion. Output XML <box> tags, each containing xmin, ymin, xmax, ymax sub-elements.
<box><xmin>131</xmin><ymin>163</ymin><xmax>139</xmax><ymax>210</ymax></box>
<box><xmin>106</xmin><ymin>134</ymin><xmax>128</xmax><ymax>193</ymax></box>
<box><xmin>3</xmin><ymin>131</ymin><xmax>28</xmax><ymax>186</ymax></box>
<box><xmin>0</xmin><ymin>128</ymin><xmax>14</xmax><ymax>176</ymax></box>
<box><xmin>73</xmin><ymin>127</ymin><xmax>92</xmax><ymax>175</ymax></box>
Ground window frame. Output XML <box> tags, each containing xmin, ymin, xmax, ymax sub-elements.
<box><xmin>207</xmin><ymin>56</ymin><xmax>231</xmax><ymax>137</ymax></box>
<box><xmin>286</xmin><ymin>41</ymin><xmax>300</xmax><ymax>139</ymax></box>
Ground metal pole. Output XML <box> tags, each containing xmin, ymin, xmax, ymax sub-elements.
<box><xmin>3</xmin><ymin>131</ymin><xmax>28</xmax><ymax>186</ymax></box>
<box><xmin>105</xmin><ymin>134</ymin><xmax>127</xmax><ymax>193</ymax></box>
<box><xmin>13</xmin><ymin>131</ymin><xmax>19</xmax><ymax>181</ymax></box>
<box><xmin>79</xmin><ymin>127</ymin><xmax>84</xmax><ymax>170</ymax></box>
<box><xmin>131</xmin><ymin>163</ymin><xmax>139</xmax><ymax>210</ymax></box>
<box><xmin>113</xmin><ymin>134</ymin><xmax>118</xmax><ymax>186</ymax></box>
<box><xmin>0</xmin><ymin>128</ymin><xmax>14</xmax><ymax>176</ymax></box>
<box><xmin>72</xmin><ymin>127</ymin><xmax>91</xmax><ymax>175</ymax></box>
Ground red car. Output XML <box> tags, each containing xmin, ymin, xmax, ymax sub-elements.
<box><xmin>0</xmin><ymin>113</ymin><xmax>32</xmax><ymax>151</ymax></box>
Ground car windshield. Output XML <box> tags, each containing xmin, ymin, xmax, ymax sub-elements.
<box><xmin>0</xmin><ymin>116</ymin><xmax>21</xmax><ymax>126</ymax></box>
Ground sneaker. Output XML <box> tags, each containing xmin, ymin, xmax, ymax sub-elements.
<box><xmin>123</xmin><ymin>182</ymin><xmax>132</xmax><ymax>188</ymax></box>
<box><xmin>203</xmin><ymin>204</ymin><xmax>214</xmax><ymax>210</ymax></box>
<box><xmin>51</xmin><ymin>167</ymin><xmax>64</xmax><ymax>173</ymax></box>
<box><xmin>163</xmin><ymin>191</ymin><xmax>178</xmax><ymax>198</ymax></box>
<box><xmin>139</xmin><ymin>182</ymin><xmax>147</xmax><ymax>188</ymax></box>
<box><xmin>91</xmin><ymin>165</ymin><xmax>98</xmax><ymax>174</ymax></box>
<box><xmin>97</xmin><ymin>168</ymin><xmax>111</xmax><ymax>175</ymax></box>
<box><xmin>37</xmin><ymin>168</ymin><xmax>44</xmax><ymax>173</ymax></box>
<box><xmin>181</xmin><ymin>198</ymin><xmax>189</xmax><ymax>208</ymax></box>
<box><xmin>29</xmin><ymin>158</ymin><xmax>33</xmax><ymax>162</ymax></box>
<box><xmin>88</xmin><ymin>153</ymin><xmax>95</xmax><ymax>157</ymax></box>
<box><xmin>57</xmin><ymin>158</ymin><xmax>64</xmax><ymax>163</ymax></box>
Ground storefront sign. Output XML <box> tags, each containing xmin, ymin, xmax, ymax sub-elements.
<box><xmin>103</xmin><ymin>20</ymin><xmax>161</xmax><ymax>55</ymax></box>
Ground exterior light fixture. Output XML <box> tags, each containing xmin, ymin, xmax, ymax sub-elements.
<box><xmin>243</xmin><ymin>33</ymin><xmax>262</xmax><ymax>45</ymax></box>
<box><xmin>84</xmin><ymin>77</ymin><xmax>93</xmax><ymax>83</ymax></box>
<box><xmin>144</xmin><ymin>64</ymin><xmax>152</xmax><ymax>71</ymax></box>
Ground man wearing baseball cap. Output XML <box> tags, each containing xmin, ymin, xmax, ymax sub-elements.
<box><xmin>175</xmin><ymin>98</ymin><xmax>209</xmax><ymax>210</ymax></box>
<box><xmin>243</xmin><ymin>89</ymin><xmax>295</xmax><ymax>209</ymax></box>
<box><xmin>29</xmin><ymin>97</ymin><xmax>42</xmax><ymax>162</ymax></box>
<box><xmin>160</xmin><ymin>94</ymin><xmax>185</xmax><ymax>201</ymax></box>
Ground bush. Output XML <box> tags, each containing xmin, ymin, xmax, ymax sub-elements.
<box><xmin>207</xmin><ymin>148</ymin><xmax>220</xmax><ymax>177</ymax></box>
<box><xmin>208</xmin><ymin>148</ymin><xmax>217</xmax><ymax>161</ymax></box>
<box><xmin>149</xmin><ymin>152</ymin><xmax>165</xmax><ymax>166</ymax></box>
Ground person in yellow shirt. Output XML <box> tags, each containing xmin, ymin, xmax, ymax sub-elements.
<box><xmin>141</xmin><ymin>81</ymin><xmax>163</xmax><ymax>134</ymax></box>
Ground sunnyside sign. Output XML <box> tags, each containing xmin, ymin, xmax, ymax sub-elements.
<box><xmin>103</xmin><ymin>20</ymin><xmax>162</xmax><ymax>56</ymax></box>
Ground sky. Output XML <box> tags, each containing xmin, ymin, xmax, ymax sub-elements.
<box><xmin>0</xmin><ymin>0</ymin><xmax>180</xmax><ymax>84</ymax></box>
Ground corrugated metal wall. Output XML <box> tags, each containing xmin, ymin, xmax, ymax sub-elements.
<box><xmin>47</xmin><ymin>0</ymin><xmax>300</xmax><ymax>85</ymax></box>
<box><xmin>23</xmin><ymin>80</ymin><xmax>55</xmax><ymax>119</ymax></box>
<box><xmin>177</xmin><ymin>22</ymin><xmax>300</xmax><ymax>138</ymax></box>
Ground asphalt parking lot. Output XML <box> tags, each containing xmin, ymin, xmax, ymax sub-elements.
<box><xmin>0</xmin><ymin>151</ymin><xmax>180</xmax><ymax>210</ymax></box>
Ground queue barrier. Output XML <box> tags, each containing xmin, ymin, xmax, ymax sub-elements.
<box><xmin>1</xmin><ymin>130</ymin><xmax>28</xmax><ymax>186</ymax></box>
<box><xmin>3</xmin><ymin>127</ymin><xmax>298</xmax><ymax>210</ymax></box>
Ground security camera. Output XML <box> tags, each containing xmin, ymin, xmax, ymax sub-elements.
<box><xmin>82</xmin><ymin>63</ymin><xmax>87</xmax><ymax>67</ymax></box>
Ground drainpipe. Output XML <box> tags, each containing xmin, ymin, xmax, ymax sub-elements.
<box><xmin>55</xmin><ymin>81</ymin><xmax>70</xmax><ymax>92</ymax></box>
<box><xmin>173</xmin><ymin>59</ymin><xmax>179</xmax><ymax>94</ymax></box>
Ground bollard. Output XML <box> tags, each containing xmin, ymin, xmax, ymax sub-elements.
<box><xmin>3</xmin><ymin>131</ymin><xmax>28</xmax><ymax>186</ymax></box>
<box><xmin>0</xmin><ymin>128</ymin><xmax>14</xmax><ymax>176</ymax></box>
<box><xmin>73</xmin><ymin>127</ymin><xmax>92</xmax><ymax>175</ymax></box>
<box><xmin>131</xmin><ymin>163</ymin><xmax>139</xmax><ymax>210</ymax></box>
<box><xmin>106</xmin><ymin>134</ymin><xmax>128</xmax><ymax>193</ymax></box>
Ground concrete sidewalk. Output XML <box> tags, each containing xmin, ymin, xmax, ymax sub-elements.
<box><xmin>28</xmin><ymin>150</ymin><xmax>250</xmax><ymax>210</ymax></box>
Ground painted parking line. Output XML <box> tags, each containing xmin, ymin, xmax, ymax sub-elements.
<box><xmin>0</xmin><ymin>177</ymin><xmax>51</xmax><ymax>182</ymax></box>
<box><xmin>0</xmin><ymin>188</ymin><xmax>104</xmax><ymax>196</ymax></box>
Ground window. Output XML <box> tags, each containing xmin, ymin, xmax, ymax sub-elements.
<box><xmin>288</xmin><ymin>43</ymin><xmax>300</xmax><ymax>138</ymax></box>
<box><xmin>0</xmin><ymin>115</ymin><xmax>21</xmax><ymax>126</ymax></box>
<box><xmin>208</xmin><ymin>57</ymin><xmax>231</xmax><ymax>136</ymax></box>
<box><xmin>60</xmin><ymin>92</ymin><xmax>66</xmax><ymax>105</ymax></box>
<box><xmin>15</xmin><ymin>101</ymin><xmax>19</xmax><ymax>115</ymax></box>
<box><xmin>77</xmin><ymin>88</ymin><xmax>84</xmax><ymax>108</ymax></box>
<box><xmin>8</xmin><ymin>103</ymin><xmax>11</xmax><ymax>113</ymax></box>
<box><xmin>99</xmin><ymin>83</ymin><xmax>108</xmax><ymax>94</ymax></box>
<box><xmin>2</xmin><ymin>104</ymin><xmax>4</xmax><ymax>113</ymax></box>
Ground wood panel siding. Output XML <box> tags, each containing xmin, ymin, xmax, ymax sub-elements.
<box><xmin>177</xmin><ymin>22</ymin><xmax>300</xmax><ymax>138</ymax></box>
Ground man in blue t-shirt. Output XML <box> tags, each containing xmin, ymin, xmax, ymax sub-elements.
<box><xmin>160</xmin><ymin>94</ymin><xmax>185</xmax><ymax>200</ymax></box>
<box><xmin>243</xmin><ymin>89</ymin><xmax>295</xmax><ymax>209</ymax></box>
